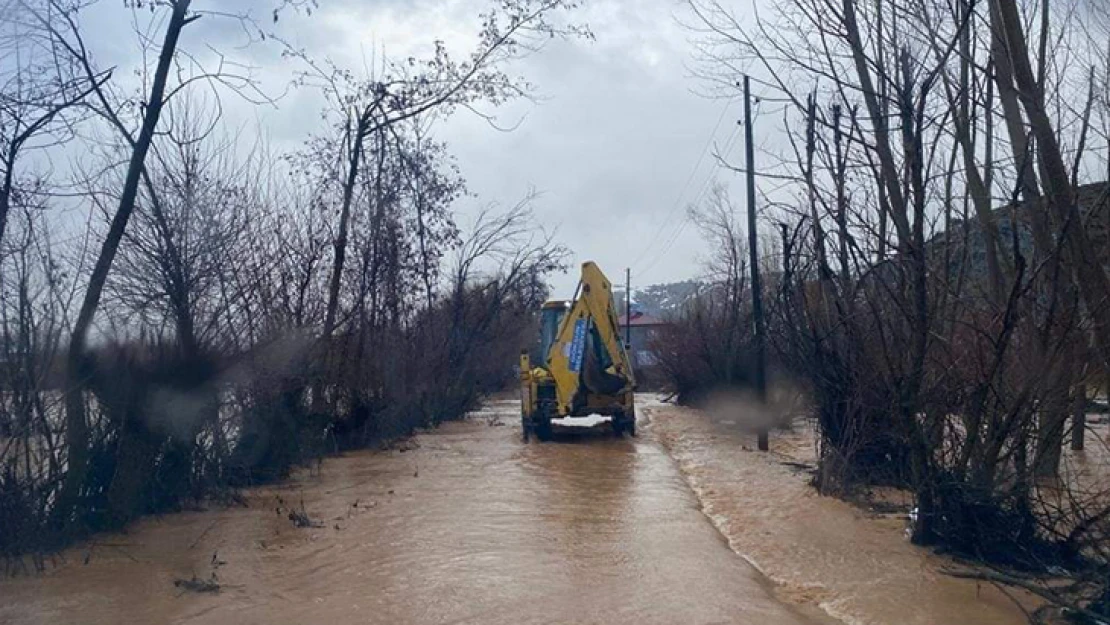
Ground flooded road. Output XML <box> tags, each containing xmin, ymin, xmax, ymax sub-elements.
<box><xmin>0</xmin><ymin>397</ymin><xmax>826</xmax><ymax>625</ymax></box>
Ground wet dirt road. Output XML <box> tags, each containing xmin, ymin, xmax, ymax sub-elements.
<box><xmin>0</xmin><ymin>397</ymin><xmax>827</xmax><ymax>625</ymax></box>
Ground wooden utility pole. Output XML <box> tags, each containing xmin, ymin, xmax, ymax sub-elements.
<box><xmin>625</xmin><ymin>268</ymin><xmax>632</xmax><ymax>348</ymax></box>
<box><xmin>744</xmin><ymin>75</ymin><xmax>769</xmax><ymax>452</ymax></box>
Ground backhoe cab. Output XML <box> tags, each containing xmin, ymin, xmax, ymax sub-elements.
<box><xmin>519</xmin><ymin>262</ymin><xmax>636</xmax><ymax>441</ymax></box>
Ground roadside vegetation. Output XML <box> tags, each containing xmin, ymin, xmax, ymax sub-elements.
<box><xmin>653</xmin><ymin>0</ymin><xmax>1110</xmax><ymax>620</ymax></box>
<box><xmin>0</xmin><ymin>0</ymin><xmax>581</xmax><ymax>570</ymax></box>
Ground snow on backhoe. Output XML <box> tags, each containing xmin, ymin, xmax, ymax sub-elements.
<box><xmin>519</xmin><ymin>261</ymin><xmax>636</xmax><ymax>441</ymax></box>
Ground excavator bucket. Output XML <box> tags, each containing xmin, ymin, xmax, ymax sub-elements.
<box><xmin>582</xmin><ymin>323</ymin><xmax>627</xmax><ymax>395</ymax></box>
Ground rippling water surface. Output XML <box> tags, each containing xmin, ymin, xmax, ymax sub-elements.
<box><xmin>0</xmin><ymin>397</ymin><xmax>824</xmax><ymax>625</ymax></box>
<box><xmin>4</xmin><ymin>395</ymin><xmax>1072</xmax><ymax>624</ymax></box>
<box><xmin>652</xmin><ymin>403</ymin><xmax>1039</xmax><ymax>625</ymax></box>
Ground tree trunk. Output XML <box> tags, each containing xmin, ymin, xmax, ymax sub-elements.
<box><xmin>995</xmin><ymin>0</ymin><xmax>1110</xmax><ymax>371</ymax></box>
<box><xmin>840</xmin><ymin>0</ymin><xmax>910</xmax><ymax>249</ymax></box>
<box><xmin>53</xmin><ymin>0</ymin><xmax>192</xmax><ymax>531</ymax></box>
<box><xmin>832</xmin><ymin>105</ymin><xmax>852</xmax><ymax>287</ymax></box>
<box><xmin>1034</xmin><ymin>371</ymin><xmax>1071</xmax><ymax>479</ymax></box>
<box><xmin>314</xmin><ymin>113</ymin><xmax>370</xmax><ymax>414</ymax></box>
<box><xmin>0</xmin><ymin>162</ymin><xmax>13</xmax><ymax>253</ymax></box>
<box><xmin>321</xmin><ymin>113</ymin><xmax>369</xmax><ymax>343</ymax></box>
<box><xmin>1072</xmin><ymin>383</ymin><xmax>1086</xmax><ymax>451</ymax></box>
<box><xmin>947</xmin><ymin>0</ymin><xmax>1004</xmax><ymax>302</ymax></box>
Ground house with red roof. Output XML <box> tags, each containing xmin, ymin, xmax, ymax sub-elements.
<box><xmin>617</xmin><ymin>311</ymin><xmax>669</xmax><ymax>370</ymax></box>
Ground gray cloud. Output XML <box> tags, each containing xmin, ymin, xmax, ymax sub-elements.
<box><xmin>49</xmin><ymin>0</ymin><xmax>759</xmax><ymax>298</ymax></box>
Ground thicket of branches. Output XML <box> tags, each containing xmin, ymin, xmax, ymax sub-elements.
<box><xmin>672</xmin><ymin>0</ymin><xmax>1110</xmax><ymax>618</ymax></box>
<box><xmin>0</xmin><ymin>0</ymin><xmax>577</xmax><ymax>568</ymax></box>
<box><xmin>652</xmin><ymin>184</ymin><xmax>763</xmax><ymax>404</ymax></box>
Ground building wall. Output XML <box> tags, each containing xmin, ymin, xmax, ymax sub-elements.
<box><xmin>622</xmin><ymin>325</ymin><xmax>661</xmax><ymax>368</ymax></box>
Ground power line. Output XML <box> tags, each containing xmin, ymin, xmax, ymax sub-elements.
<box><xmin>636</xmin><ymin>82</ymin><xmax>778</xmax><ymax>282</ymax></box>
<box><xmin>628</xmin><ymin>98</ymin><xmax>736</xmax><ymax>270</ymax></box>
<box><xmin>636</xmin><ymin>122</ymin><xmax>743</xmax><ymax>278</ymax></box>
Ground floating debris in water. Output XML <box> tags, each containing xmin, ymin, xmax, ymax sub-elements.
<box><xmin>174</xmin><ymin>573</ymin><xmax>220</xmax><ymax>594</ymax></box>
<box><xmin>905</xmin><ymin>507</ymin><xmax>919</xmax><ymax>539</ymax></box>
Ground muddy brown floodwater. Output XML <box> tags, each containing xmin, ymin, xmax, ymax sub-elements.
<box><xmin>652</xmin><ymin>401</ymin><xmax>1038</xmax><ymax>625</ymax></box>
<box><xmin>0</xmin><ymin>396</ymin><xmax>829</xmax><ymax>625</ymax></box>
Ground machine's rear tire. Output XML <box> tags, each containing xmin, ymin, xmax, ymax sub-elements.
<box><xmin>612</xmin><ymin>410</ymin><xmax>636</xmax><ymax>437</ymax></box>
<box><xmin>534</xmin><ymin>418</ymin><xmax>553</xmax><ymax>441</ymax></box>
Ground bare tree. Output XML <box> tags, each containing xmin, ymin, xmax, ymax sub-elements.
<box><xmin>0</xmin><ymin>0</ymin><xmax>104</xmax><ymax>252</ymax></box>
<box><xmin>21</xmin><ymin>0</ymin><xmax>196</xmax><ymax>530</ymax></box>
<box><xmin>656</xmin><ymin>183</ymin><xmax>755</xmax><ymax>399</ymax></box>
<box><xmin>685</xmin><ymin>0</ymin><xmax>1110</xmax><ymax>616</ymax></box>
<box><xmin>0</xmin><ymin>0</ymin><xmax>585</xmax><ymax>563</ymax></box>
<box><xmin>292</xmin><ymin>0</ymin><xmax>589</xmax><ymax>349</ymax></box>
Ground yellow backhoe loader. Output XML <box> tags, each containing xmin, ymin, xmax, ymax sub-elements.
<box><xmin>519</xmin><ymin>261</ymin><xmax>636</xmax><ymax>441</ymax></box>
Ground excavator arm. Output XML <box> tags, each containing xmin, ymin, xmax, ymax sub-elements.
<box><xmin>544</xmin><ymin>262</ymin><xmax>635</xmax><ymax>415</ymax></box>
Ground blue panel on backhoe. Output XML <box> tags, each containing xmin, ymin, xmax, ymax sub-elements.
<box><xmin>569</xmin><ymin>318</ymin><xmax>587</xmax><ymax>373</ymax></box>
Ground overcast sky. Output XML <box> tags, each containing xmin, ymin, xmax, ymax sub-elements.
<box><xmin>435</xmin><ymin>1</ymin><xmax>743</xmax><ymax>298</ymax></box>
<box><xmin>73</xmin><ymin>0</ymin><xmax>763</xmax><ymax>299</ymax></box>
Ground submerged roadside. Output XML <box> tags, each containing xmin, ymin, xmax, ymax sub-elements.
<box><xmin>646</xmin><ymin>401</ymin><xmax>1035</xmax><ymax>625</ymax></box>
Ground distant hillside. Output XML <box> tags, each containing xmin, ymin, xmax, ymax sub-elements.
<box><xmin>928</xmin><ymin>182</ymin><xmax>1109</xmax><ymax>280</ymax></box>
<box><xmin>614</xmin><ymin>280</ymin><xmax>702</xmax><ymax>319</ymax></box>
